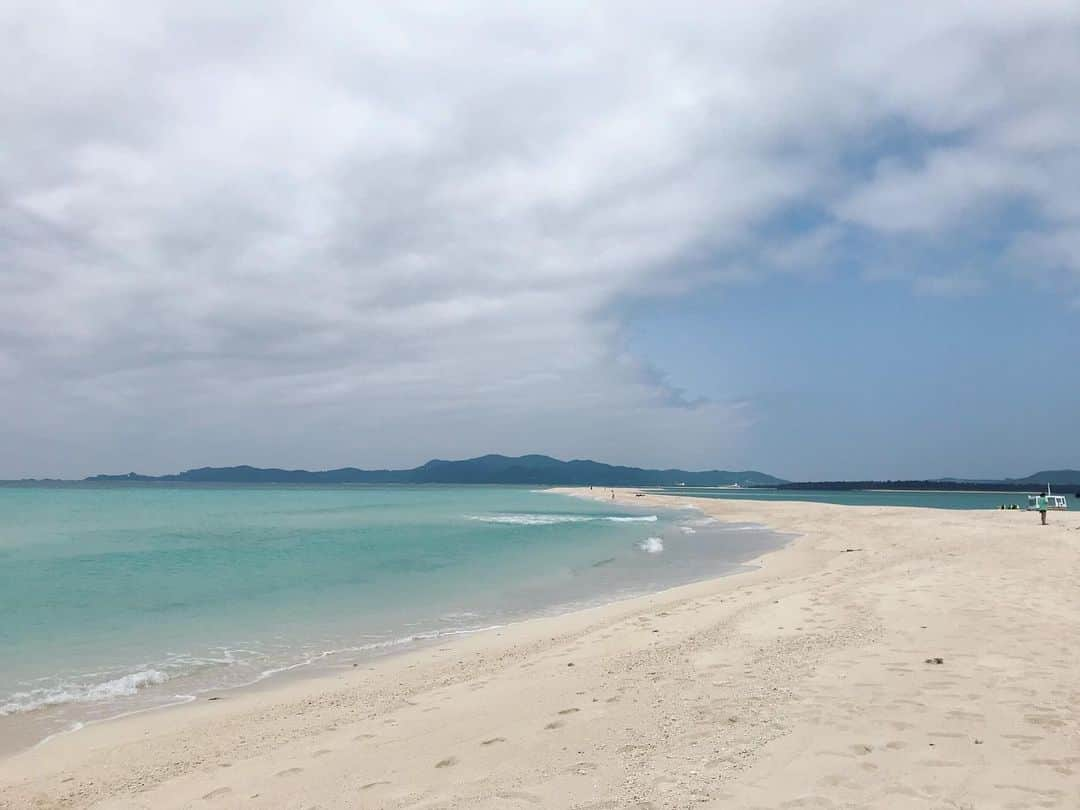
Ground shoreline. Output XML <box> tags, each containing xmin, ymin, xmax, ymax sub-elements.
<box><xmin>2</xmin><ymin>489</ymin><xmax>1078</xmax><ymax>808</ymax></box>
<box><xmin>0</xmin><ymin>495</ymin><xmax>785</xmax><ymax>758</ymax></box>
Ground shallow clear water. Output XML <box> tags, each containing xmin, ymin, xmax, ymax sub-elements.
<box><xmin>642</xmin><ymin>487</ymin><xmax>1068</xmax><ymax>510</ymax></box>
<box><xmin>0</xmin><ymin>485</ymin><xmax>785</xmax><ymax>747</ymax></box>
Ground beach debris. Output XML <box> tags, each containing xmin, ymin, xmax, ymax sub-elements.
<box><xmin>974</xmin><ymin>738</ymin><xmax>984</xmax><ymax>744</ymax></box>
<box><xmin>842</xmin><ymin>548</ymin><xmax>862</xmax><ymax>553</ymax></box>
<box><xmin>924</xmin><ymin>657</ymin><xmax>944</xmax><ymax>665</ymax></box>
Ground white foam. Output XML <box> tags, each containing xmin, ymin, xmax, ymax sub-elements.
<box><xmin>466</xmin><ymin>513</ymin><xmax>657</xmax><ymax>525</ymax></box>
<box><xmin>466</xmin><ymin>514</ymin><xmax>593</xmax><ymax>525</ymax></box>
<box><xmin>679</xmin><ymin>525</ymin><xmax>696</xmax><ymax>534</ymax></box>
<box><xmin>0</xmin><ymin>669</ymin><xmax>169</xmax><ymax>716</ymax></box>
<box><xmin>637</xmin><ymin>537</ymin><xmax>665</xmax><ymax>553</ymax></box>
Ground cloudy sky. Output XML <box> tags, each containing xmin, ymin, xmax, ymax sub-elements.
<box><xmin>2</xmin><ymin>1</ymin><xmax>1078</xmax><ymax>480</ymax></box>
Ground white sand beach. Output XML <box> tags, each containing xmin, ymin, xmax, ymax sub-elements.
<box><xmin>3</xmin><ymin>490</ymin><xmax>1079</xmax><ymax>809</ymax></box>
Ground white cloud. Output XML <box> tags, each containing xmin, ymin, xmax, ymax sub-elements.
<box><xmin>1</xmin><ymin>0</ymin><xmax>1078</xmax><ymax>476</ymax></box>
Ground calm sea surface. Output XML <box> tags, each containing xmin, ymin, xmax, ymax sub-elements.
<box><xmin>0</xmin><ymin>485</ymin><xmax>784</xmax><ymax>748</ymax></box>
<box><xmin>642</xmin><ymin>487</ymin><xmax>1070</xmax><ymax>510</ymax></box>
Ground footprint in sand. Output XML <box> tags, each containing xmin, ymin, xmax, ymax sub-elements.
<box><xmin>918</xmin><ymin>759</ymin><xmax>964</xmax><ymax>768</ymax></box>
<box><xmin>202</xmin><ymin>787</ymin><xmax>232</xmax><ymax>800</ymax></box>
<box><xmin>481</xmin><ymin>737</ymin><xmax>507</xmax><ymax>746</ymax></box>
<box><xmin>435</xmin><ymin>756</ymin><xmax>459</xmax><ymax>768</ymax></box>
<box><xmin>557</xmin><ymin>707</ymin><xmax>580</xmax><ymax>715</ymax></box>
<box><xmin>312</xmin><ymin>749</ymin><xmax>333</xmax><ymax>757</ymax></box>
<box><xmin>276</xmin><ymin>768</ymin><xmax>304</xmax><ymax>777</ymax></box>
<box><xmin>496</xmin><ymin>790</ymin><xmax>542</xmax><ymax>804</ymax></box>
<box><xmin>1025</xmin><ymin>714</ymin><xmax>1065</xmax><ymax>728</ymax></box>
<box><xmin>545</xmin><ymin>720</ymin><xmax>565</xmax><ymax>730</ymax></box>
<box><xmin>360</xmin><ymin>780</ymin><xmax>390</xmax><ymax>790</ymax></box>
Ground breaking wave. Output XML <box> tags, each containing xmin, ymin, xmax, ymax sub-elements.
<box><xmin>637</xmin><ymin>537</ymin><xmax>665</xmax><ymax>553</ymax></box>
<box><xmin>467</xmin><ymin>513</ymin><xmax>658</xmax><ymax>526</ymax></box>
<box><xmin>466</xmin><ymin>514</ymin><xmax>594</xmax><ymax>525</ymax></box>
<box><xmin>0</xmin><ymin>669</ymin><xmax>170</xmax><ymax>716</ymax></box>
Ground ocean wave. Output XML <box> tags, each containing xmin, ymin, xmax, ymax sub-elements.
<box><xmin>466</xmin><ymin>514</ymin><xmax>595</xmax><ymax>525</ymax></box>
<box><xmin>466</xmin><ymin>513</ymin><xmax>658</xmax><ymax>525</ymax></box>
<box><xmin>637</xmin><ymin>537</ymin><xmax>664</xmax><ymax>553</ymax></box>
<box><xmin>0</xmin><ymin>669</ymin><xmax>170</xmax><ymax>716</ymax></box>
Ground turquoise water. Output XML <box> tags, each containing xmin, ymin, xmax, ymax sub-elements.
<box><xmin>0</xmin><ymin>485</ymin><xmax>782</xmax><ymax>746</ymax></box>
<box><xmin>642</xmin><ymin>487</ymin><xmax>1069</xmax><ymax>510</ymax></box>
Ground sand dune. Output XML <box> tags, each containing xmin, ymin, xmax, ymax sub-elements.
<box><xmin>2</xmin><ymin>490</ymin><xmax>1079</xmax><ymax>809</ymax></box>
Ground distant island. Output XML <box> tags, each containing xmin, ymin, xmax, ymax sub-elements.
<box><xmin>774</xmin><ymin>470</ymin><xmax>1080</xmax><ymax>493</ymax></box>
<box><xmin>69</xmin><ymin>454</ymin><xmax>785</xmax><ymax>487</ymax></box>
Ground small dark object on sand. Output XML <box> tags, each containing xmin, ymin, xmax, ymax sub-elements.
<box><xmin>924</xmin><ymin>657</ymin><xmax>944</xmax><ymax>665</ymax></box>
<box><xmin>207</xmin><ymin>696</ymin><xmax>222</xmax><ymax>701</ymax></box>
<box><xmin>567</xmin><ymin>662</ymin><xmax>574</xmax><ymax>667</ymax></box>
<box><xmin>842</xmin><ymin>548</ymin><xmax>862</xmax><ymax>552</ymax></box>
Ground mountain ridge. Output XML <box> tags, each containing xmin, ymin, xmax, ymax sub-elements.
<box><xmin>1006</xmin><ymin>470</ymin><xmax>1080</xmax><ymax>485</ymax></box>
<box><xmin>77</xmin><ymin>454</ymin><xmax>786</xmax><ymax>487</ymax></box>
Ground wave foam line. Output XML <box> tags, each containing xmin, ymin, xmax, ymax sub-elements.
<box><xmin>252</xmin><ymin>624</ymin><xmax>506</xmax><ymax>683</ymax></box>
<box><xmin>1</xmin><ymin>669</ymin><xmax>170</xmax><ymax>716</ymax></box>
<box><xmin>467</xmin><ymin>513</ymin><xmax>658</xmax><ymax>525</ymax></box>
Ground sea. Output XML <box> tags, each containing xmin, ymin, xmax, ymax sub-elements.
<box><xmin>0</xmin><ymin>484</ymin><xmax>786</xmax><ymax>751</ymax></box>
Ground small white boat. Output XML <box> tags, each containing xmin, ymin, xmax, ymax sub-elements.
<box><xmin>1027</xmin><ymin>484</ymin><xmax>1068</xmax><ymax>511</ymax></box>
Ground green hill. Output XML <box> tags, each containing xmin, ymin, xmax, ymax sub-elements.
<box><xmin>82</xmin><ymin>454</ymin><xmax>786</xmax><ymax>487</ymax></box>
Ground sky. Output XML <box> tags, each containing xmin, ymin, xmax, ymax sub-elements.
<box><xmin>2</xmin><ymin>1</ymin><xmax>1078</xmax><ymax>481</ymax></box>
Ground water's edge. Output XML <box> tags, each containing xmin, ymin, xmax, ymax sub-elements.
<box><xmin>0</xmin><ymin>490</ymin><xmax>792</xmax><ymax>756</ymax></box>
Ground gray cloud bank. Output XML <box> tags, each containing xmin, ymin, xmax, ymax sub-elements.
<box><xmin>2</xmin><ymin>1</ymin><xmax>1078</xmax><ymax>477</ymax></box>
